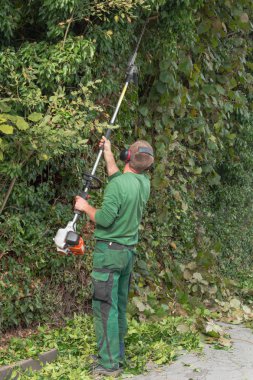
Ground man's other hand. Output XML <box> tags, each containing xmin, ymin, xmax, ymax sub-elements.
<box><xmin>99</xmin><ymin>136</ymin><xmax>111</xmax><ymax>155</ymax></box>
<box><xmin>75</xmin><ymin>196</ymin><xmax>89</xmax><ymax>212</ymax></box>
<box><xmin>99</xmin><ymin>136</ymin><xmax>119</xmax><ymax>177</ymax></box>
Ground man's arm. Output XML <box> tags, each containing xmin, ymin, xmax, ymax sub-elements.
<box><xmin>74</xmin><ymin>137</ymin><xmax>120</xmax><ymax>221</ymax></box>
<box><xmin>99</xmin><ymin>136</ymin><xmax>119</xmax><ymax>177</ymax></box>
<box><xmin>75</xmin><ymin>179</ymin><xmax>120</xmax><ymax>227</ymax></box>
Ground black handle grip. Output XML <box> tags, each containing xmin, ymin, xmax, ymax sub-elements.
<box><xmin>79</xmin><ymin>191</ymin><xmax>88</xmax><ymax>199</ymax></box>
<box><xmin>74</xmin><ymin>192</ymin><xmax>88</xmax><ymax>215</ymax></box>
<box><xmin>105</xmin><ymin>129</ymin><xmax>112</xmax><ymax>139</ymax></box>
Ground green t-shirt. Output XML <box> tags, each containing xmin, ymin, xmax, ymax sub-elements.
<box><xmin>94</xmin><ymin>171</ymin><xmax>150</xmax><ymax>246</ymax></box>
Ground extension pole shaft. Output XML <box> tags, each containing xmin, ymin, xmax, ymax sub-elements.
<box><xmin>90</xmin><ymin>81</ymin><xmax>129</xmax><ymax>177</ymax></box>
<box><xmin>71</xmin><ymin>81</ymin><xmax>129</xmax><ymax>226</ymax></box>
<box><xmin>71</xmin><ymin>21</ymin><xmax>148</xmax><ymax>227</ymax></box>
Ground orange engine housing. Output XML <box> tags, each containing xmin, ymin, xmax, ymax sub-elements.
<box><xmin>69</xmin><ymin>237</ymin><xmax>85</xmax><ymax>256</ymax></box>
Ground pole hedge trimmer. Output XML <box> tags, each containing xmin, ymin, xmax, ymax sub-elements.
<box><xmin>54</xmin><ymin>19</ymin><xmax>151</xmax><ymax>255</ymax></box>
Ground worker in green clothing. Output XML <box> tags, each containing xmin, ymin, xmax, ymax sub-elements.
<box><xmin>75</xmin><ymin>136</ymin><xmax>154</xmax><ymax>377</ymax></box>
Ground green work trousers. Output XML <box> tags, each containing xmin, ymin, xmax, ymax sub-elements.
<box><xmin>91</xmin><ymin>241</ymin><xmax>135</xmax><ymax>369</ymax></box>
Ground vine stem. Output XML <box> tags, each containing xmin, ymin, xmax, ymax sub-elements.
<box><xmin>62</xmin><ymin>12</ymin><xmax>74</xmax><ymax>47</ymax></box>
<box><xmin>0</xmin><ymin>152</ymin><xmax>33</xmax><ymax>215</ymax></box>
<box><xmin>0</xmin><ymin>177</ymin><xmax>17</xmax><ymax>215</ymax></box>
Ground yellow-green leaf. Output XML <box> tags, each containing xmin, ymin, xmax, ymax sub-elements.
<box><xmin>28</xmin><ymin>113</ymin><xmax>43</xmax><ymax>122</ymax></box>
<box><xmin>0</xmin><ymin>103</ymin><xmax>11</xmax><ymax>112</ymax></box>
<box><xmin>16</xmin><ymin>116</ymin><xmax>29</xmax><ymax>130</ymax></box>
<box><xmin>0</xmin><ymin>124</ymin><xmax>13</xmax><ymax>134</ymax></box>
<box><xmin>0</xmin><ymin>115</ymin><xmax>7</xmax><ymax>123</ymax></box>
<box><xmin>194</xmin><ymin>167</ymin><xmax>202</xmax><ymax>175</ymax></box>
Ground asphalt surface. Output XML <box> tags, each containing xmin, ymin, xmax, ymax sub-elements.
<box><xmin>128</xmin><ymin>323</ymin><xmax>253</xmax><ymax>380</ymax></box>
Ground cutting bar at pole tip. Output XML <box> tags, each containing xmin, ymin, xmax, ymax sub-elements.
<box><xmin>127</xmin><ymin>19</ymin><xmax>149</xmax><ymax>69</ymax></box>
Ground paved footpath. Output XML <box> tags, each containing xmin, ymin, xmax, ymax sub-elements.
<box><xmin>128</xmin><ymin>323</ymin><xmax>253</xmax><ymax>380</ymax></box>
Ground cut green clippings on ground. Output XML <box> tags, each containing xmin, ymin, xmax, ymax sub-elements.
<box><xmin>0</xmin><ymin>315</ymin><xmax>201</xmax><ymax>379</ymax></box>
<box><xmin>245</xmin><ymin>320</ymin><xmax>253</xmax><ymax>330</ymax></box>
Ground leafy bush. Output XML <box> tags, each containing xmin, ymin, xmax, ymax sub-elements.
<box><xmin>0</xmin><ymin>0</ymin><xmax>253</xmax><ymax>332</ymax></box>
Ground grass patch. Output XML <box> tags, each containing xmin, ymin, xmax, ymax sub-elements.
<box><xmin>0</xmin><ymin>314</ymin><xmax>201</xmax><ymax>379</ymax></box>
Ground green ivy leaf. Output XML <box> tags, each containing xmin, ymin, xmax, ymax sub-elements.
<box><xmin>139</xmin><ymin>106</ymin><xmax>148</xmax><ymax>117</ymax></box>
<box><xmin>198</xmin><ymin>20</ymin><xmax>211</xmax><ymax>34</ymax></box>
<box><xmin>208</xmin><ymin>173</ymin><xmax>221</xmax><ymax>186</ymax></box>
<box><xmin>156</xmin><ymin>81</ymin><xmax>167</xmax><ymax>94</ymax></box>
<box><xmin>159</xmin><ymin>71</ymin><xmax>171</xmax><ymax>83</ymax></box>
<box><xmin>179</xmin><ymin>56</ymin><xmax>193</xmax><ymax>76</ymax></box>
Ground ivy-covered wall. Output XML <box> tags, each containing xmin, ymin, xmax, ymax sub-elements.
<box><xmin>0</xmin><ymin>0</ymin><xmax>253</xmax><ymax>332</ymax></box>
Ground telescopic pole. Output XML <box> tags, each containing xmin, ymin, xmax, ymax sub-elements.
<box><xmin>71</xmin><ymin>20</ymin><xmax>148</xmax><ymax>228</ymax></box>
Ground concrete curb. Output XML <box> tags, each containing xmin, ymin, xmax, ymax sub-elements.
<box><xmin>0</xmin><ymin>349</ymin><xmax>58</xmax><ymax>380</ymax></box>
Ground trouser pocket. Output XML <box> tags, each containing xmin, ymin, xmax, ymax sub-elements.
<box><xmin>91</xmin><ymin>271</ymin><xmax>113</xmax><ymax>303</ymax></box>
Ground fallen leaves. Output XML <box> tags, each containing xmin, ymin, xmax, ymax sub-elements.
<box><xmin>202</xmin><ymin>320</ymin><xmax>232</xmax><ymax>348</ymax></box>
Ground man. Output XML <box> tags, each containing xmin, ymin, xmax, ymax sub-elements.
<box><xmin>75</xmin><ymin>136</ymin><xmax>154</xmax><ymax>377</ymax></box>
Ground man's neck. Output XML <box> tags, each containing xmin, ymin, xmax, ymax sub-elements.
<box><xmin>123</xmin><ymin>164</ymin><xmax>140</xmax><ymax>174</ymax></box>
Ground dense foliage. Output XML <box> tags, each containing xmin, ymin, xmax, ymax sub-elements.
<box><xmin>0</xmin><ymin>0</ymin><xmax>253</xmax><ymax>332</ymax></box>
